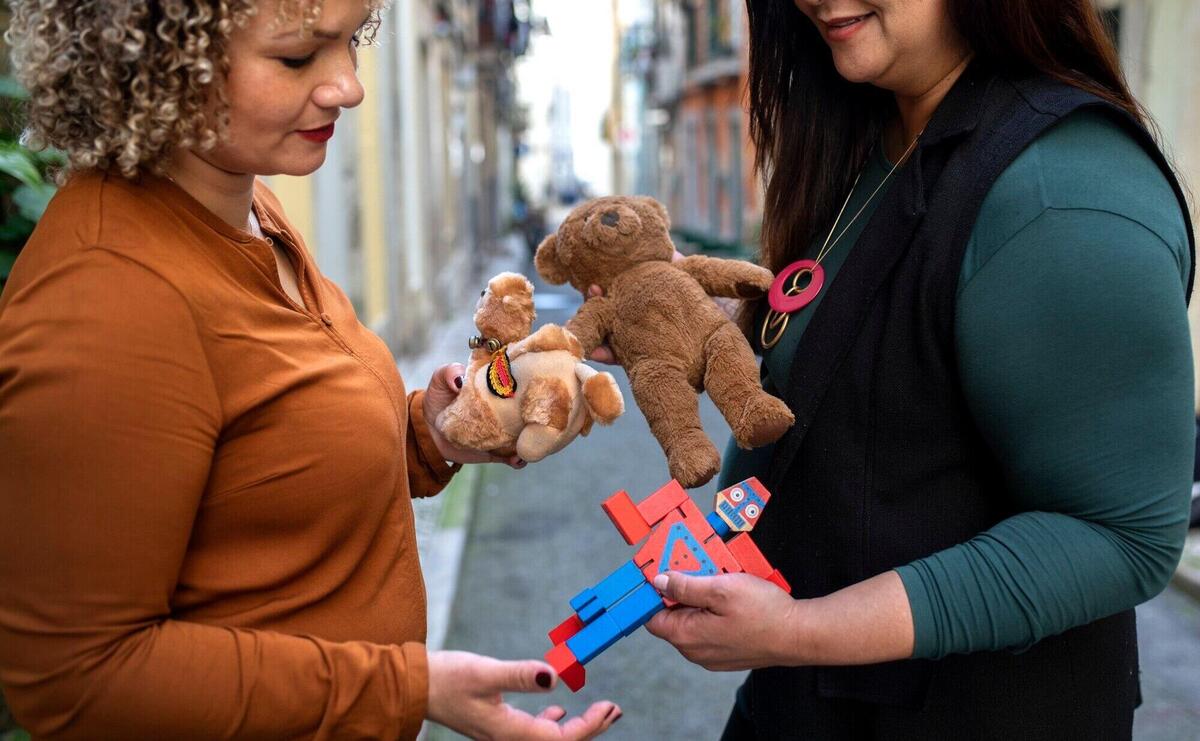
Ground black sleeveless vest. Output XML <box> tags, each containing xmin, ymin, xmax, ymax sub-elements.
<box><xmin>747</xmin><ymin>65</ymin><xmax>1196</xmax><ymax>737</ymax></box>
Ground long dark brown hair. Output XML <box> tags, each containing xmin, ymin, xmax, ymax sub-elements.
<box><xmin>742</xmin><ymin>0</ymin><xmax>1146</xmax><ymax>330</ymax></box>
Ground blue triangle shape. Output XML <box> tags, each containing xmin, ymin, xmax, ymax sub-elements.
<box><xmin>658</xmin><ymin>522</ymin><xmax>717</xmax><ymax>576</ymax></box>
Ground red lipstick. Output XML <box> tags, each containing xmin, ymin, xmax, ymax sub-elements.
<box><xmin>298</xmin><ymin>123</ymin><xmax>335</xmax><ymax>143</ymax></box>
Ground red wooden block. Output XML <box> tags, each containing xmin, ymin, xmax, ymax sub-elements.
<box><xmin>678</xmin><ymin>498</ymin><xmax>714</xmax><ymax>541</ymax></box>
<box><xmin>545</xmin><ymin>643</ymin><xmax>586</xmax><ymax>692</ymax></box>
<box><xmin>702</xmin><ymin>532</ymin><xmax>742</xmax><ymax>575</ymax></box>
<box><xmin>725</xmin><ymin>532</ymin><xmax>773</xmax><ymax>579</ymax></box>
<box><xmin>636</xmin><ymin>507</ymin><xmax>730</xmax><ymax>607</ymax></box>
<box><xmin>548</xmin><ymin>614</ymin><xmax>586</xmax><ymax>645</ymax></box>
<box><xmin>635</xmin><ymin>479</ymin><xmax>689</xmax><ymax>525</ymax></box>
<box><xmin>635</xmin><ymin>510</ymin><xmax>683</xmax><ymax>605</ymax></box>
<box><xmin>766</xmin><ymin>569</ymin><xmax>792</xmax><ymax>594</ymax></box>
<box><xmin>634</xmin><ymin>511</ymin><xmax>684</xmax><ymax>572</ymax></box>
<box><xmin>601</xmin><ymin>489</ymin><xmax>650</xmax><ymax>545</ymax></box>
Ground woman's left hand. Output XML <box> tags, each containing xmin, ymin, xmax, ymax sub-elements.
<box><xmin>422</xmin><ymin>363</ymin><xmax>527</xmax><ymax>469</ymax></box>
<box><xmin>644</xmin><ymin>571</ymin><xmax>799</xmax><ymax>671</ymax></box>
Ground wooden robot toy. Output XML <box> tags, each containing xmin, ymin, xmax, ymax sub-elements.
<box><xmin>545</xmin><ymin>476</ymin><xmax>791</xmax><ymax>691</ymax></box>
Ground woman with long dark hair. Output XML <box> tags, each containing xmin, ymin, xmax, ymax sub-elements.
<box><xmin>643</xmin><ymin>1</ymin><xmax>1195</xmax><ymax>737</ymax></box>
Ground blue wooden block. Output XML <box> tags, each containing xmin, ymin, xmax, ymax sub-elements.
<box><xmin>609</xmin><ymin>581</ymin><xmax>665</xmax><ymax>636</ymax></box>
<box><xmin>569</xmin><ymin>587</ymin><xmax>597</xmax><ymax>612</ymax></box>
<box><xmin>573</xmin><ymin>560</ymin><xmax>647</xmax><ymax>624</ymax></box>
<box><xmin>566</xmin><ymin>613</ymin><xmax>623</xmax><ymax>664</ymax></box>
<box><xmin>593</xmin><ymin>560</ymin><xmax>645</xmax><ymax>606</ymax></box>
<box><xmin>706</xmin><ymin>510</ymin><xmax>731</xmax><ymax>539</ymax></box>
<box><xmin>578</xmin><ymin>596</ymin><xmax>604</xmax><ymax>623</ymax></box>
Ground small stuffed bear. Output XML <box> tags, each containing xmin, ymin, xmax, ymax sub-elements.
<box><xmin>535</xmin><ymin>196</ymin><xmax>794</xmax><ymax>488</ymax></box>
<box><xmin>435</xmin><ymin>272</ymin><xmax>625</xmax><ymax>463</ymax></box>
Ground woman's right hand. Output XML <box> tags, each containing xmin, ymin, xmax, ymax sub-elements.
<box><xmin>426</xmin><ymin>650</ymin><xmax>621</xmax><ymax>740</ymax></box>
<box><xmin>582</xmin><ymin>286</ymin><xmax>618</xmax><ymax>365</ymax></box>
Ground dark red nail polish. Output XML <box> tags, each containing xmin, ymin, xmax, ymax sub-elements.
<box><xmin>454</xmin><ymin>376</ymin><xmax>463</xmax><ymax>389</ymax></box>
<box><xmin>536</xmin><ymin>671</ymin><xmax>552</xmax><ymax>688</ymax></box>
<box><xmin>612</xmin><ymin>712</ymin><xmax>622</xmax><ymax>723</ymax></box>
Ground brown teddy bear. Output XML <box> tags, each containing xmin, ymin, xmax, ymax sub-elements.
<box><xmin>534</xmin><ymin>196</ymin><xmax>794</xmax><ymax>488</ymax></box>
<box><xmin>435</xmin><ymin>272</ymin><xmax>625</xmax><ymax>463</ymax></box>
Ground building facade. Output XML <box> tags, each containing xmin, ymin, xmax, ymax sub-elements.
<box><xmin>620</xmin><ymin>0</ymin><xmax>757</xmax><ymax>255</ymax></box>
<box><xmin>271</xmin><ymin>0</ymin><xmax>531</xmax><ymax>356</ymax></box>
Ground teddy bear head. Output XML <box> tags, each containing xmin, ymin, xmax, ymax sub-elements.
<box><xmin>474</xmin><ymin>272</ymin><xmax>536</xmax><ymax>346</ymax></box>
<box><xmin>534</xmin><ymin>195</ymin><xmax>674</xmax><ymax>293</ymax></box>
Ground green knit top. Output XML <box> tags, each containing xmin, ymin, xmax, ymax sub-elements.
<box><xmin>719</xmin><ymin>109</ymin><xmax>1194</xmax><ymax>659</ymax></box>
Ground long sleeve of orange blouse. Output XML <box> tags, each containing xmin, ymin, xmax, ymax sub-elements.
<box><xmin>0</xmin><ymin>172</ymin><xmax>454</xmax><ymax>739</ymax></box>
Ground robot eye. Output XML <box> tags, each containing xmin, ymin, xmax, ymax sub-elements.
<box><xmin>744</xmin><ymin>504</ymin><xmax>760</xmax><ymax>519</ymax></box>
<box><xmin>730</xmin><ymin>487</ymin><xmax>745</xmax><ymax>502</ymax></box>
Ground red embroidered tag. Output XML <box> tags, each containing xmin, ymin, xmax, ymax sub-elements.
<box><xmin>486</xmin><ymin>347</ymin><xmax>517</xmax><ymax>398</ymax></box>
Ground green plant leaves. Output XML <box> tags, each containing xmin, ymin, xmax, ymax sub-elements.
<box><xmin>0</xmin><ymin>144</ymin><xmax>42</xmax><ymax>188</ymax></box>
<box><xmin>12</xmin><ymin>181</ymin><xmax>54</xmax><ymax>222</ymax></box>
<box><xmin>0</xmin><ymin>77</ymin><xmax>55</xmax><ymax>292</ymax></box>
<box><xmin>0</xmin><ymin>76</ymin><xmax>30</xmax><ymax>101</ymax></box>
<box><xmin>0</xmin><ymin>249</ymin><xmax>16</xmax><ymax>279</ymax></box>
<box><xmin>33</xmin><ymin>149</ymin><xmax>66</xmax><ymax>168</ymax></box>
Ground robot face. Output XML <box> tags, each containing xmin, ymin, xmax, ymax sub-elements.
<box><xmin>713</xmin><ymin>478</ymin><xmax>771</xmax><ymax>532</ymax></box>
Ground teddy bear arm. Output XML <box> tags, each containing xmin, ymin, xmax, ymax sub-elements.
<box><xmin>508</xmin><ymin>324</ymin><xmax>583</xmax><ymax>360</ymax></box>
<box><xmin>676</xmin><ymin>254</ymin><xmax>774</xmax><ymax>299</ymax></box>
<box><xmin>564</xmin><ymin>297</ymin><xmax>614</xmax><ymax>355</ymax></box>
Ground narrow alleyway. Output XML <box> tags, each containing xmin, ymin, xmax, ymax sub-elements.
<box><xmin>432</xmin><ymin>262</ymin><xmax>1200</xmax><ymax>741</ymax></box>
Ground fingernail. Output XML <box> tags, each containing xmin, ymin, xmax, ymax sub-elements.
<box><xmin>454</xmin><ymin>376</ymin><xmax>463</xmax><ymax>389</ymax></box>
<box><xmin>653</xmin><ymin>574</ymin><xmax>668</xmax><ymax>591</ymax></box>
<box><xmin>536</xmin><ymin>671</ymin><xmax>552</xmax><ymax>688</ymax></box>
<box><xmin>605</xmin><ymin>706</ymin><xmax>617</xmax><ymax>720</ymax></box>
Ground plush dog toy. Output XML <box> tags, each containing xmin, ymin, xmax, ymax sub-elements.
<box><xmin>534</xmin><ymin>196</ymin><xmax>794</xmax><ymax>488</ymax></box>
<box><xmin>435</xmin><ymin>272</ymin><xmax>625</xmax><ymax>463</ymax></box>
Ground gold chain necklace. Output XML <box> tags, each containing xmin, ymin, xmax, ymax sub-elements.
<box><xmin>760</xmin><ymin>130</ymin><xmax>923</xmax><ymax>350</ymax></box>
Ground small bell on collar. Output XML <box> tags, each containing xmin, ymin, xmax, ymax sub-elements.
<box><xmin>469</xmin><ymin>335</ymin><xmax>503</xmax><ymax>353</ymax></box>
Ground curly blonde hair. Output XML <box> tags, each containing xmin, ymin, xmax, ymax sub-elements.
<box><xmin>5</xmin><ymin>0</ymin><xmax>382</xmax><ymax>181</ymax></box>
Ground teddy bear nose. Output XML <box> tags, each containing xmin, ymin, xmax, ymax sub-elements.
<box><xmin>600</xmin><ymin>210</ymin><xmax>620</xmax><ymax>227</ymax></box>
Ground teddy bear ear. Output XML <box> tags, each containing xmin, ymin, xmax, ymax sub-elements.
<box><xmin>517</xmin><ymin>273</ymin><xmax>535</xmax><ymax>296</ymax></box>
<box><xmin>534</xmin><ymin>233</ymin><xmax>570</xmax><ymax>285</ymax></box>
<box><xmin>638</xmin><ymin>196</ymin><xmax>671</xmax><ymax>229</ymax></box>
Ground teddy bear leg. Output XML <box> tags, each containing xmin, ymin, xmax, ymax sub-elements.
<box><xmin>575</xmin><ymin>363</ymin><xmax>625</xmax><ymax>424</ymax></box>
<box><xmin>515</xmin><ymin>424</ymin><xmax>566</xmax><ymax>463</ymax></box>
<box><xmin>436</xmin><ymin>385</ymin><xmax>510</xmax><ymax>452</ymax></box>
<box><xmin>515</xmin><ymin>377</ymin><xmax>572</xmax><ymax>462</ymax></box>
<box><xmin>628</xmin><ymin>360</ymin><xmax>720</xmax><ymax>489</ymax></box>
<box><xmin>702</xmin><ymin>323</ymin><xmax>795</xmax><ymax>448</ymax></box>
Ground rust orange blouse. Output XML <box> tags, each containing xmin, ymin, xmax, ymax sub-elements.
<box><xmin>0</xmin><ymin>170</ymin><xmax>457</xmax><ymax>739</ymax></box>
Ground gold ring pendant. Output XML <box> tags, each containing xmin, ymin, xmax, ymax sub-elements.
<box><xmin>760</xmin><ymin>279</ymin><xmax>811</xmax><ymax>350</ymax></box>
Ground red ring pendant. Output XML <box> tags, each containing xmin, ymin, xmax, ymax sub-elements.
<box><xmin>768</xmin><ymin>259</ymin><xmax>825</xmax><ymax>314</ymax></box>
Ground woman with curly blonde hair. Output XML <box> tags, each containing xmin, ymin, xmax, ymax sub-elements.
<box><xmin>0</xmin><ymin>1</ymin><xmax>620</xmax><ymax>738</ymax></box>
